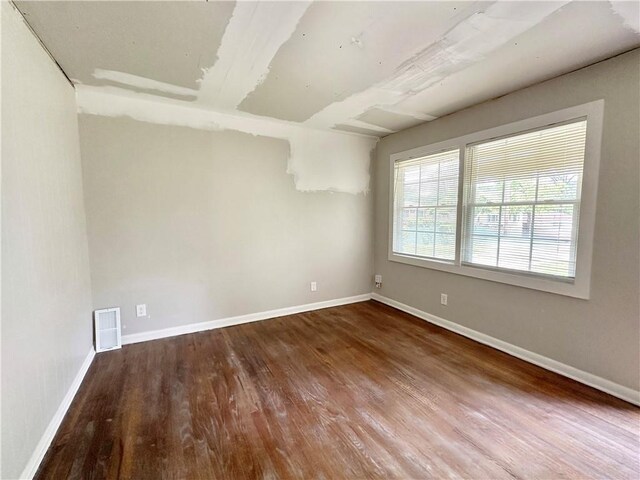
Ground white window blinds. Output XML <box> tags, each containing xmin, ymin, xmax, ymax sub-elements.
<box><xmin>393</xmin><ymin>149</ymin><xmax>460</xmax><ymax>261</ymax></box>
<box><xmin>462</xmin><ymin>120</ymin><xmax>587</xmax><ymax>278</ymax></box>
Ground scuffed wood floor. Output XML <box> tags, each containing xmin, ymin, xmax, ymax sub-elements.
<box><xmin>36</xmin><ymin>301</ymin><xmax>639</xmax><ymax>479</ymax></box>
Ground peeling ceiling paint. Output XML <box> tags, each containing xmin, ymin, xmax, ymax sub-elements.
<box><xmin>16</xmin><ymin>0</ymin><xmax>640</xmax><ymax>138</ymax></box>
<box><xmin>394</xmin><ymin>0</ymin><xmax>640</xmax><ymax>118</ymax></box>
<box><xmin>14</xmin><ymin>0</ymin><xmax>640</xmax><ymax>193</ymax></box>
<box><xmin>303</xmin><ymin>1</ymin><xmax>573</xmax><ymax>131</ymax></box>
<box><xmin>238</xmin><ymin>1</ymin><xmax>483</xmax><ymax>122</ymax></box>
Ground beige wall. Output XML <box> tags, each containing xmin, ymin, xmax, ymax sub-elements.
<box><xmin>374</xmin><ymin>49</ymin><xmax>640</xmax><ymax>391</ymax></box>
<box><xmin>78</xmin><ymin>116</ymin><xmax>373</xmax><ymax>336</ymax></box>
<box><xmin>1</xmin><ymin>3</ymin><xmax>94</xmax><ymax>478</ymax></box>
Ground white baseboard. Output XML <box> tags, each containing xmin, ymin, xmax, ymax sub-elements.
<box><xmin>371</xmin><ymin>293</ymin><xmax>640</xmax><ymax>407</ymax></box>
<box><xmin>20</xmin><ymin>347</ymin><xmax>96</xmax><ymax>480</ymax></box>
<box><xmin>122</xmin><ymin>294</ymin><xmax>372</xmax><ymax>346</ymax></box>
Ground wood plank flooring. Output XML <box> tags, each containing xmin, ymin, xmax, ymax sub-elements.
<box><xmin>35</xmin><ymin>301</ymin><xmax>640</xmax><ymax>479</ymax></box>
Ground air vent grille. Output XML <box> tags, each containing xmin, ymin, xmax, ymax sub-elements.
<box><xmin>94</xmin><ymin>307</ymin><xmax>121</xmax><ymax>353</ymax></box>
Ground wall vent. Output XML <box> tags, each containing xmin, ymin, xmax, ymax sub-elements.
<box><xmin>94</xmin><ymin>307</ymin><xmax>122</xmax><ymax>353</ymax></box>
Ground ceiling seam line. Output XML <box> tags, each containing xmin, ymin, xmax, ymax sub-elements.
<box><xmin>9</xmin><ymin>0</ymin><xmax>75</xmax><ymax>89</ymax></box>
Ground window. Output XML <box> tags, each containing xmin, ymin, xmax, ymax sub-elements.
<box><xmin>389</xmin><ymin>101</ymin><xmax>603</xmax><ymax>299</ymax></box>
<box><xmin>393</xmin><ymin>149</ymin><xmax>460</xmax><ymax>261</ymax></box>
<box><xmin>462</xmin><ymin>120</ymin><xmax>586</xmax><ymax>278</ymax></box>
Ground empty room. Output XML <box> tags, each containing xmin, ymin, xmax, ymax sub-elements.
<box><xmin>2</xmin><ymin>0</ymin><xmax>640</xmax><ymax>478</ymax></box>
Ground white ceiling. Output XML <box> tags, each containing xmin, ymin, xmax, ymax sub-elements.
<box><xmin>16</xmin><ymin>1</ymin><xmax>640</xmax><ymax>137</ymax></box>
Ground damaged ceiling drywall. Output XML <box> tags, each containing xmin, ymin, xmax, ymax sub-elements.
<box><xmin>13</xmin><ymin>0</ymin><xmax>640</xmax><ymax>193</ymax></box>
<box><xmin>15</xmin><ymin>0</ymin><xmax>640</xmax><ymax>136</ymax></box>
<box><xmin>237</xmin><ymin>1</ymin><xmax>482</xmax><ymax>123</ymax></box>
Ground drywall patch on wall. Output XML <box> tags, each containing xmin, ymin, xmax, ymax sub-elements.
<box><xmin>197</xmin><ymin>1</ymin><xmax>311</xmax><ymax>109</ymax></box>
<box><xmin>286</xmin><ymin>128</ymin><xmax>372</xmax><ymax>194</ymax></box>
<box><xmin>304</xmin><ymin>1</ymin><xmax>571</xmax><ymax>131</ymax></box>
<box><xmin>609</xmin><ymin>0</ymin><xmax>640</xmax><ymax>33</ymax></box>
<box><xmin>76</xmin><ymin>85</ymin><xmax>376</xmax><ymax>195</ymax></box>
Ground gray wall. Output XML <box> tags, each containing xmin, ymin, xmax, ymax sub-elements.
<box><xmin>78</xmin><ymin>116</ymin><xmax>373</xmax><ymax>336</ymax></box>
<box><xmin>1</xmin><ymin>3</ymin><xmax>94</xmax><ymax>478</ymax></box>
<box><xmin>374</xmin><ymin>49</ymin><xmax>640</xmax><ymax>391</ymax></box>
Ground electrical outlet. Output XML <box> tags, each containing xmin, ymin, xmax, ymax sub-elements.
<box><xmin>374</xmin><ymin>274</ymin><xmax>382</xmax><ymax>288</ymax></box>
<box><xmin>310</xmin><ymin>281</ymin><xmax>317</xmax><ymax>292</ymax></box>
<box><xmin>440</xmin><ymin>294</ymin><xmax>448</xmax><ymax>306</ymax></box>
<box><xmin>136</xmin><ymin>304</ymin><xmax>147</xmax><ymax>317</ymax></box>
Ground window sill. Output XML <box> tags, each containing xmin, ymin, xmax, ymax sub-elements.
<box><xmin>388</xmin><ymin>251</ymin><xmax>590</xmax><ymax>299</ymax></box>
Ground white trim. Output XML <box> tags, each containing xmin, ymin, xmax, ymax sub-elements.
<box><xmin>122</xmin><ymin>294</ymin><xmax>372</xmax><ymax>345</ymax></box>
<box><xmin>20</xmin><ymin>347</ymin><xmax>96</xmax><ymax>480</ymax></box>
<box><xmin>388</xmin><ymin>100</ymin><xmax>604</xmax><ymax>299</ymax></box>
<box><xmin>371</xmin><ymin>293</ymin><xmax>640</xmax><ymax>407</ymax></box>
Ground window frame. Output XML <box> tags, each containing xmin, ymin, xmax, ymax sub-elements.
<box><xmin>392</xmin><ymin>146</ymin><xmax>462</xmax><ymax>263</ymax></box>
<box><xmin>388</xmin><ymin>100</ymin><xmax>604</xmax><ymax>299</ymax></box>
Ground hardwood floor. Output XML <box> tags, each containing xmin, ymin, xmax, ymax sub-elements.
<box><xmin>36</xmin><ymin>301</ymin><xmax>639</xmax><ymax>479</ymax></box>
